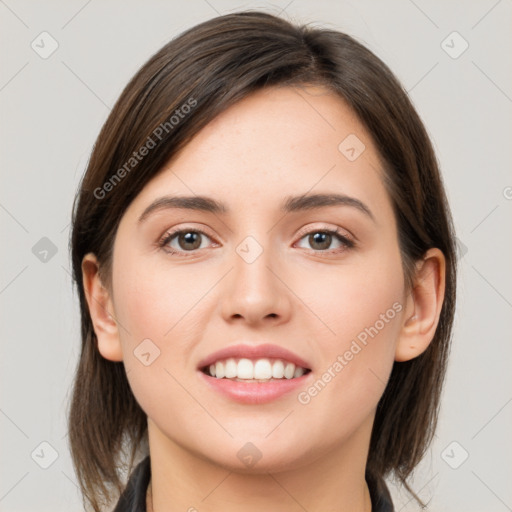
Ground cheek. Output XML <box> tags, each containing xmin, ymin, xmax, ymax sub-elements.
<box><xmin>299</xmin><ymin>247</ymin><xmax>404</xmax><ymax>412</ymax></box>
<box><xmin>310</xmin><ymin>243</ymin><xmax>404</xmax><ymax>350</ymax></box>
<box><xmin>112</xmin><ymin>249</ymin><xmax>206</xmax><ymax>344</ymax></box>
<box><xmin>110</xmin><ymin>252</ymin><xmax>217</xmax><ymax>408</ymax></box>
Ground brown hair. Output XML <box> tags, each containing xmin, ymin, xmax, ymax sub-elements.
<box><xmin>67</xmin><ymin>10</ymin><xmax>457</xmax><ymax>511</ymax></box>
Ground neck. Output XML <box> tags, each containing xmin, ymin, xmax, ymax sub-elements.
<box><xmin>145</xmin><ymin>415</ymin><xmax>375</xmax><ymax>512</ymax></box>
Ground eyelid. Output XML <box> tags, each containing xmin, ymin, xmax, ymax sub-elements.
<box><xmin>157</xmin><ymin>224</ymin><xmax>218</xmax><ymax>249</ymax></box>
<box><xmin>294</xmin><ymin>222</ymin><xmax>355</xmax><ymax>243</ymax></box>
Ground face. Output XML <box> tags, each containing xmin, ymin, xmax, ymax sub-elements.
<box><xmin>107</xmin><ymin>85</ymin><xmax>408</xmax><ymax>472</ymax></box>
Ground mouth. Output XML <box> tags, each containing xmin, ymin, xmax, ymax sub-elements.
<box><xmin>196</xmin><ymin>343</ymin><xmax>313</xmax><ymax>403</ymax></box>
<box><xmin>200</xmin><ymin>357</ymin><xmax>312</xmax><ymax>383</ymax></box>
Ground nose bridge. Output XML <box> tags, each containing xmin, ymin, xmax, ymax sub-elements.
<box><xmin>233</xmin><ymin>231</ymin><xmax>277</xmax><ymax>293</ymax></box>
<box><xmin>221</xmin><ymin>230</ymin><xmax>290</xmax><ymax>322</ymax></box>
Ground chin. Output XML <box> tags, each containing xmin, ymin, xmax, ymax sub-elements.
<box><xmin>195</xmin><ymin>436</ymin><xmax>312</xmax><ymax>475</ymax></box>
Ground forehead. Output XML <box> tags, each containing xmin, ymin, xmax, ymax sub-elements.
<box><xmin>126</xmin><ymin>85</ymin><xmax>389</xmax><ymax>220</ymax></box>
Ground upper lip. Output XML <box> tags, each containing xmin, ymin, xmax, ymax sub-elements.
<box><xmin>197</xmin><ymin>343</ymin><xmax>312</xmax><ymax>371</ymax></box>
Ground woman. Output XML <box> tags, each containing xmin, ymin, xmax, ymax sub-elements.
<box><xmin>68</xmin><ymin>10</ymin><xmax>457</xmax><ymax>512</ymax></box>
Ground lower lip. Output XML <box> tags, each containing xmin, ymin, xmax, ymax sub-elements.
<box><xmin>198</xmin><ymin>370</ymin><xmax>313</xmax><ymax>404</ymax></box>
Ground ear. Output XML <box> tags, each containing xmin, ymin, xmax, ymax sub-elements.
<box><xmin>395</xmin><ymin>248</ymin><xmax>446</xmax><ymax>362</ymax></box>
<box><xmin>81</xmin><ymin>253</ymin><xmax>123</xmax><ymax>362</ymax></box>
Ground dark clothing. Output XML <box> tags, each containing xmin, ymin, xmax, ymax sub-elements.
<box><xmin>113</xmin><ymin>455</ymin><xmax>394</xmax><ymax>511</ymax></box>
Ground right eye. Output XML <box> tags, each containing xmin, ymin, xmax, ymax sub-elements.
<box><xmin>158</xmin><ymin>228</ymin><xmax>217</xmax><ymax>257</ymax></box>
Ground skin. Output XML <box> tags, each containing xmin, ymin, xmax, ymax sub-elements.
<box><xmin>82</xmin><ymin>85</ymin><xmax>445</xmax><ymax>512</ymax></box>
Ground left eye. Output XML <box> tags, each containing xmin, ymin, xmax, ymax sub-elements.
<box><xmin>295</xmin><ymin>229</ymin><xmax>354</xmax><ymax>252</ymax></box>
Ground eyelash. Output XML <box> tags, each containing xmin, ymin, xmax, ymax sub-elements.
<box><xmin>157</xmin><ymin>226</ymin><xmax>355</xmax><ymax>258</ymax></box>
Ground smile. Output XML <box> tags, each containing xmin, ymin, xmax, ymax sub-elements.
<box><xmin>202</xmin><ymin>357</ymin><xmax>311</xmax><ymax>381</ymax></box>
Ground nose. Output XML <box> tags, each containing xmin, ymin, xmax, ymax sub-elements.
<box><xmin>220</xmin><ymin>236</ymin><xmax>292</xmax><ymax>327</ymax></box>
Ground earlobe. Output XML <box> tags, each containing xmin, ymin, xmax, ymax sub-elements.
<box><xmin>395</xmin><ymin>248</ymin><xmax>446</xmax><ymax>362</ymax></box>
<box><xmin>81</xmin><ymin>253</ymin><xmax>123</xmax><ymax>362</ymax></box>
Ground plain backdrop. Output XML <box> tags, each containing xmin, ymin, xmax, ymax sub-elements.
<box><xmin>1</xmin><ymin>1</ymin><xmax>511</xmax><ymax>511</ymax></box>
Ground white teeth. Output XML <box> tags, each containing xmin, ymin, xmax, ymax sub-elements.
<box><xmin>254</xmin><ymin>359</ymin><xmax>272</xmax><ymax>379</ymax></box>
<box><xmin>224</xmin><ymin>358</ymin><xmax>237</xmax><ymax>378</ymax></box>
<box><xmin>215</xmin><ymin>361</ymin><xmax>225</xmax><ymax>379</ymax></box>
<box><xmin>284</xmin><ymin>362</ymin><xmax>295</xmax><ymax>379</ymax></box>
<box><xmin>271</xmin><ymin>359</ymin><xmax>284</xmax><ymax>379</ymax></box>
<box><xmin>294</xmin><ymin>366</ymin><xmax>304</xmax><ymax>378</ymax></box>
<box><xmin>206</xmin><ymin>357</ymin><xmax>308</xmax><ymax>380</ymax></box>
<box><xmin>237</xmin><ymin>358</ymin><xmax>254</xmax><ymax>379</ymax></box>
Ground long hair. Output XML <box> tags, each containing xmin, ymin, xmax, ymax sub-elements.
<box><xmin>67</xmin><ymin>10</ymin><xmax>457</xmax><ymax>511</ymax></box>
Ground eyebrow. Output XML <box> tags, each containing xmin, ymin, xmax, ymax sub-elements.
<box><xmin>137</xmin><ymin>192</ymin><xmax>375</xmax><ymax>223</ymax></box>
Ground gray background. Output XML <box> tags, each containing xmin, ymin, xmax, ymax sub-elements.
<box><xmin>1</xmin><ymin>1</ymin><xmax>511</xmax><ymax>511</ymax></box>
